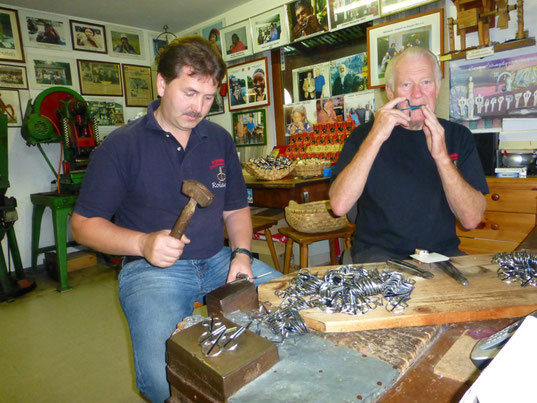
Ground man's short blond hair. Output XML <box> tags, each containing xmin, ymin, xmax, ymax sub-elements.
<box><xmin>384</xmin><ymin>46</ymin><xmax>441</xmax><ymax>91</ymax></box>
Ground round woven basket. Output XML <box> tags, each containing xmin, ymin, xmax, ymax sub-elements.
<box><xmin>294</xmin><ymin>160</ymin><xmax>331</xmax><ymax>178</ymax></box>
<box><xmin>285</xmin><ymin>200</ymin><xmax>349</xmax><ymax>233</ymax></box>
<box><xmin>244</xmin><ymin>162</ymin><xmax>296</xmax><ymax>181</ymax></box>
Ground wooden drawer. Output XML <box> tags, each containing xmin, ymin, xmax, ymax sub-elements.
<box><xmin>486</xmin><ymin>182</ymin><xmax>537</xmax><ymax>214</ymax></box>
<box><xmin>456</xmin><ymin>211</ymin><xmax>536</xmax><ymax>242</ymax></box>
<box><xmin>458</xmin><ymin>237</ymin><xmax>517</xmax><ymax>255</ymax></box>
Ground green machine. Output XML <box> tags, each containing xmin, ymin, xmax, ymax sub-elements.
<box><xmin>0</xmin><ymin>114</ymin><xmax>36</xmax><ymax>301</ymax></box>
<box><xmin>21</xmin><ymin>86</ymin><xmax>100</xmax><ymax>193</ymax></box>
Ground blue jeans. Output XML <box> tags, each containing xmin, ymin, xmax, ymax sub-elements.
<box><xmin>118</xmin><ymin>246</ymin><xmax>281</xmax><ymax>403</ymax></box>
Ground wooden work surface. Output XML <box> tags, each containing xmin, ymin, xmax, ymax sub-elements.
<box><xmin>258</xmin><ymin>253</ymin><xmax>537</xmax><ymax>333</ymax></box>
<box><xmin>244</xmin><ymin>173</ymin><xmax>330</xmax><ymax>208</ymax></box>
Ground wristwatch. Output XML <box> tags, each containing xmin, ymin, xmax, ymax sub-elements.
<box><xmin>230</xmin><ymin>248</ymin><xmax>253</xmax><ymax>263</ymax></box>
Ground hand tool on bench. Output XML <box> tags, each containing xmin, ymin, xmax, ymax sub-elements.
<box><xmin>170</xmin><ymin>179</ymin><xmax>214</xmax><ymax>239</ymax></box>
<box><xmin>436</xmin><ymin>260</ymin><xmax>469</xmax><ymax>286</ymax></box>
<box><xmin>387</xmin><ymin>258</ymin><xmax>434</xmax><ymax>279</ymax></box>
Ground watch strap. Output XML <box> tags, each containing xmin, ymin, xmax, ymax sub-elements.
<box><xmin>230</xmin><ymin>248</ymin><xmax>253</xmax><ymax>263</ymax></box>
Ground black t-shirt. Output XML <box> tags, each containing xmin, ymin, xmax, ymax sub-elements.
<box><xmin>331</xmin><ymin>119</ymin><xmax>489</xmax><ymax>257</ymax></box>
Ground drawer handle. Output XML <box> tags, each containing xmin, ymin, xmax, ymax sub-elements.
<box><xmin>491</xmin><ymin>193</ymin><xmax>500</xmax><ymax>201</ymax></box>
<box><xmin>491</xmin><ymin>223</ymin><xmax>500</xmax><ymax>230</ymax></box>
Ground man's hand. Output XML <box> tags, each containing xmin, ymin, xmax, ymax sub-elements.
<box><xmin>367</xmin><ymin>96</ymin><xmax>411</xmax><ymax>144</ymax></box>
<box><xmin>302</xmin><ymin>14</ymin><xmax>323</xmax><ymax>35</ymax></box>
<box><xmin>226</xmin><ymin>253</ymin><xmax>254</xmax><ymax>283</ymax></box>
<box><xmin>421</xmin><ymin>104</ymin><xmax>450</xmax><ymax>162</ymax></box>
<box><xmin>139</xmin><ymin>230</ymin><xmax>190</xmax><ymax>268</ymax></box>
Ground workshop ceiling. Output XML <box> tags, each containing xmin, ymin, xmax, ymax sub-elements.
<box><xmin>7</xmin><ymin>0</ymin><xmax>252</xmax><ymax>33</ymax></box>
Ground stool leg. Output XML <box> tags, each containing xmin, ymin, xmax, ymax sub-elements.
<box><xmin>329</xmin><ymin>239</ymin><xmax>338</xmax><ymax>265</ymax></box>
<box><xmin>264</xmin><ymin>229</ymin><xmax>281</xmax><ymax>273</ymax></box>
<box><xmin>300</xmin><ymin>244</ymin><xmax>308</xmax><ymax>268</ymax></box>
<box><xmin>52</xmin><ymin>207</ymin><xmax>72</xmax><ymax>292</ymax></box>
<box><xmin>284</xmin><ymin>238</ymin><xmax>293</xmax><ymax>275</ymax></box>
<box><xmin>31</xmin><ymin>205</ymin><xmax>46</xmax><ymax>271</ymax></box>
<box><xmin>344</xmin><ymin>235</ymin><xmax>352</xmax><ymax>250</ymax></box>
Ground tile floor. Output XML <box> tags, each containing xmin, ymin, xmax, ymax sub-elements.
<box><xmin>0</xmin><ymin>263</ymin><xmax>147</xmax><ymax>402</ymax></box>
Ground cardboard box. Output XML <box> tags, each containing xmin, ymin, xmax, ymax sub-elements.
<box><xmin>45</xmin><ymin>251</ymin><xmax>97</xmax><ymax>280</ymax></box>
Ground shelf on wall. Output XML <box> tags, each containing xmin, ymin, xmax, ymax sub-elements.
<box><xmin>440</xmin><ymin>37</ymin><xmax>536</xmax><ymax>62</ymax></box>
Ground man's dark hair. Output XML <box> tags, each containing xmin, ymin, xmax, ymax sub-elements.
<box><xmin>295</xmin><ymin>0</ymin><xmax>312</xmax><ymax>11</ymax></box>
<box><xmin>232</xmin><ymin>33</ymin><xmax>239</xmax><ymax>42</ymax></box>
<box><xmin>157</xmin><ymin>35</ymin><xmax>226</xmax><ymax>85</ymax></box>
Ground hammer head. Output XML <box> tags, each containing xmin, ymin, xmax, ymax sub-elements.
<box><xmin>182</xmin><ymin>179</ymin><xmax>215</xmax><ymax>207</ymax></box>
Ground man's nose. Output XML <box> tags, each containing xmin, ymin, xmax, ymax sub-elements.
<box><xmin>410</xmin><ymin>85</ymin><xmax>423</xmax><ymax>99</ymax></box>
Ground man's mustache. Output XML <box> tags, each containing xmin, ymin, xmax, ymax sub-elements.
<box><xmin>185</xmin><ymin>111</ymin><xmax>202</xmax><ymax>118</ymax></box>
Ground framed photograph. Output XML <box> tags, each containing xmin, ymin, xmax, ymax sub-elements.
<box><xmin>449</xmin><ymin>52</ymin><xmax>537</xmax><ymax>131</ymax></box>
<box><xmin>227</xmin><ymin>57</ymin><xmax>270</xmax><ymax>111</ymax></box>
<box><xmin>122</xmin><ymin>64</ymin><xmax>153</xmax><ymax>107</ymax></box>
<box><xmin>70</xmin><ymin>20</ymin><xmax>107</xmax><ymax>54</ymax></box>
<box><xmin>250</xmin><ymin>6</ymin><xmax>290</xmax><ymax>54</ymax></box>
<box><xmin>221</xmin><ymin>21</ymin><xmax>253</xmax><ymax>62</ymax></box>
<box><xmin>149</xmin><ymin>33</ymin><xmax>168</xmax><ymax>59</ymax></box>
<box><xmin>328</xmin><ymin>0</ymin><xmax>379</xmax><ymax>31</ymax></box>
<box><xmin>200</xmin><ymin>20</ymin><xmax>225</xmax><ymax>57</ymax></box>
<box><xmin>232</xmin><ymin>108</ymin><xmax>267</xmax><ymax>147</ymax></box>
<box><xmin>86</xmin><ymin>97</ymin><xmax>125</xmax><ymax>127</ymax></box>
<box><xmin>314</xmin><ymin>96</ymin><xmax>345</xmax><ymax>124</ymax></box>
<box><xmin>380</xmin><ymin>0</ymin><xmax>437</xmax><ymax>17</ymax></box>
<box><xmin>344</xmin><ymin>90</ymin><xmax>376</xmax><ymax>126</ymax></box>
<box><xmin>19</xmin><ymin>11</ymin><xmax>70</xmax><ymax>51</ymax></box>
<box><xmin>287</xmin><ymin>0</ymin><xmax>328</xmax><ymax>42</ymax></box>
<box><xmin>292</xmin><ymin>62</ymin><xmax>331</xmax><ymax>102</ymax></box>
<box><xmin>0</xmin><ymin>7</ymin><xmax>25</xmax><ymax>62</ymax></box>
<box><xmin>77</xmin><ymin>59</ymin><xmax>122</xmax><ymax>96</ymax></box>
<box><xmin>107</xmin><ymin>26</ymin><xmax>145</xmax><ymax>59</ymax></box>
<box><xmin>367</xmin><ymin>8</ymin><xmax>444</xmax><ymax>89</ymax></box>
<box><xmin>284</xmin><ymin>101</ymin><xmax>316</xmax><ymax>136</ymax></box>
<box><xmin>0</xmin><ymin>64</ymin><xmax>28</xmax><ymax>89</ymax></box>
<box><xmin>207</xmin><ymin>94</ymin><xmax>225</xmax><ymax>116</ymax></box>
<box><xmin>28</xmin><ymin>56</ymin><xmax>77</xmax><ymax>90</ymax></box>
<box><xmin>329</xmin><ymin>53</ymin><xmax>368</xmax><ymax>95</ymax></box>
<box><xmin>0</xmin><ymin>89</ymin><xmax>22</xmax><ymax>126</ymax></box>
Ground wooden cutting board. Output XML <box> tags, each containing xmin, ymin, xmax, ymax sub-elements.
<box><xmin>258</xmin><ymin>254</ymin><xmax>537</xmax><ymax>333</ymax></box>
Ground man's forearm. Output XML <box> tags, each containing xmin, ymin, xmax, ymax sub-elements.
<box><xmin>223</xmin><ymin>207</ymin><xmax>252</xmax><ymax>250</ymax></box>
<box><xmin>436</xmin><ymin>159</ymin><xmax>486</xmax><ymax>229</ymax></box>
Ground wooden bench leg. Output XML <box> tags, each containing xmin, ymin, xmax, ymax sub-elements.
<box><xmin>284</xmin><ymin>238</ymin><xmax>294</xmax><ymax>275</ymax></box>
<box><xmin>264</xmin><ymin>229</ymin><xmax>281</xmax><ymax>273</ymax></box>
<box><xmin>329</xmin><ymin>238</ymin><xmax>338</xmax><ymax>265</ymax></box>
<box><xmin>344</xmin><ymin>235</ymin><xmax>352</xmax><ymax>250</ymax></box>
<box><xmin>300</xmin><ymin>244</ymin><xmax>308</xmax><ymax>268</ymax></box>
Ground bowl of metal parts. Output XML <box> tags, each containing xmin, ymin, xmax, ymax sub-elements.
<box><xmin>285</xmin><ymin>200</ymin><xmax>349</xmax><ymax>233</ymax></box>
<box><xmin>244</xmin><ymin>155</ymin><xmax>296</xmax><ymax>180</ymax></box>
<box><xmin>293</xmin><ymin>158</ymin><xmax>332</xmax><ymax>178</ymax></box>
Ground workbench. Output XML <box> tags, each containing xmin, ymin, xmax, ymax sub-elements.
<box><xmin>244</xmin><ymin>175</ymin><xmax>330</xmax><ymax>209</ymax></box>
<box><xmin>236</xmin><ymin>253</ymin><xmax>536</xmax><ymax>401</ymax></box>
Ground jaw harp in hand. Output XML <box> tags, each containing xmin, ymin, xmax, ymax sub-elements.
<box><xmin>387</xmin><ymin>258</ymin><xmax>434</xmax><ymax>279</ymax></box>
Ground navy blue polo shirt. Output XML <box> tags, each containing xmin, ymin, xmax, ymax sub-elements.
<box><xmin>74</xmin><ymin>100</ymin><xmax>248</xmax><ymax>259</ymax></box>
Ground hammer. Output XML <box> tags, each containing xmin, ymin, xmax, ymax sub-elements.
<box><xmin>170</xmin><ymin>179</ymin><xmax>215</xmax><ymax>240</ymax></box>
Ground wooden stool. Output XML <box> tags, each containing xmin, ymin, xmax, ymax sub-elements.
<box><xmin>225</xmin><ymin>216</ymin><xmax>281</xmax><ymax>273</ymax></box>
<box><xmin>278</xmin><ymin>223</ymin><xmax>355</xmax><ymax>274</ymax></box>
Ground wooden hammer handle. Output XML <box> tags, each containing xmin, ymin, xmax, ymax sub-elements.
<box><xmin>170</xmin><ymin>199</ymin><xmax>197</xmax><ymax>240</ymax></box>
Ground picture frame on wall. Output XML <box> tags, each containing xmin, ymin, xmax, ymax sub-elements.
<box><xmin>232</xmin><ymin>108</ymin><xmax>267</xmax><ymax>147</ymax></box>
<box><xmin>200</xmin><ymin>20</ymin><xmax>225</xmax><ymax>57</ymax></box>
<box><xmin>86</xmin><ymin>97</ymin><xmax>125</xmax><ymax>127</ymax></box>
<box><xmin>380</xmin><ymin>0</ymin><xmax>438</xmax><ymax>17</ymax></box>
<box><xmin>0</xmin><ymin>89</ymin><xmax>22</xmax><ymax>127</ymax></box>
<box><xmin>77</xmin><ymin>59</ymin><xmax>122</xmax><ymax>96</ymax></box>
<box><xmin>292</xmin><ymin>62</ymin><xmax>331</xmax><ymax>102</ymax></box>
<box><xmin>328</xmin><ymin>0</ymin><xmax>379</xmax><ymax>31</ymax></box>
<box><xmin>19</xmin><ymin>11</ymin><xmax>70</xmax><ymax>51</ymax></box>
<box><xmin>28</xmin><ymin>56</ymin><xmax>77</xmax><ymax>90</ymax></box>
<box><xmin>250</xmin><ymin>6</ymin><xmax>290</xmax><ymax>54</ymax></box>
<box><xmin>122</xmin><ymin>64</ymin><xmax>153</xmax><ymax>107</ymax></box>
<box><xmin>287</xmin><ymin>0</ymin><xmax>328</xmax><ymax>43</ymax></box>
<box><xmin>70</xmin><ymin>20</ymin><xmax>107</xmax><ymax>54</ymax></box>
<box><xmin>0</xmin><ymin>64</ymin><xmax>28</xmax><ymax>89</ymax></box>
<box><xmin>107</xmin><ymin>26</ymin><xmax>145</xmax><ymax>59</ymax></box>
<box><xmin>221</xmin><ymin>21</ymin><xmax>253</xmax><ymax>62</ymax></box>
<box><xmin>227</xmin><ymin>57</ymin><xmax>270</xmax><ymax>111</ymax></box>
<box><xmin>0</xmin><ymin>7</ymin><xmax>25</xmax><ymax>63</ymax></box>
<box><xmin>367</xmin><ymin>8</ymin><xmax>444</xmax><ymax>89</ymax></box>
<box><xmin>149</xmin><ymin>33</ymin><xmax>168</xmax><ymax>59</ymax></box>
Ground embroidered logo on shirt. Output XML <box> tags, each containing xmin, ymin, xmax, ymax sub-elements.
<box><xmin>450</xmin><ymin>153</ymin><xmax>458</xmax><ymax>167</ymax></box>
<box><xmin>210</xmin><ymin>159</ymin><xmax>225</xmax><ymax>169</ymax></box>
<box><xmin>211</xmin><ymin>160</ymin><xmax>226</xmax><ymax>188</ymax></box>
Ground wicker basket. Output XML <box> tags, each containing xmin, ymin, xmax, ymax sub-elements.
<box><xmin>294</xmin><ymin>160</ymin><xmax>332</xmax><ymax>178</ymax></box>
<box><xmin>244</xmin><ymin>162</ymin><xmax>296</xmax><ymax>181</ymax></box>
<box><xmin>285</xmin><ymin>200</ymin><xmax>349</xmax><ymax>233</ymax></box>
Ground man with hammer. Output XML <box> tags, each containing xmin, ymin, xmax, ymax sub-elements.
<box><xmin>71</xmin><ymin>36</ymin><xmax>281</xmax><ymax>402</ymax></box>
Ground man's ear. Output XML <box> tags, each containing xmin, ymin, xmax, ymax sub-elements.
<box><xmin>156</xmin><ymin>73</ymin><xmax>166</xmax><ymax>97</ymax></box>
<box><xmin>385</xmin><ymin>84</ymin><xmax>394</xmax><ymax>101</ymax></box>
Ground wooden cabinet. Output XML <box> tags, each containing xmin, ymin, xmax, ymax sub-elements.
<box><xmin>457</xmin><ymin>177</ymin><xmax>537</xmax><ymax>254</ymax></box>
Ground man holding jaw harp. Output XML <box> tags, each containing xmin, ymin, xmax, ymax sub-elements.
<box><xmin>330</xmin><ymin>46</ymin><xmax>489</xmax><ymax>263</ymax></box>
